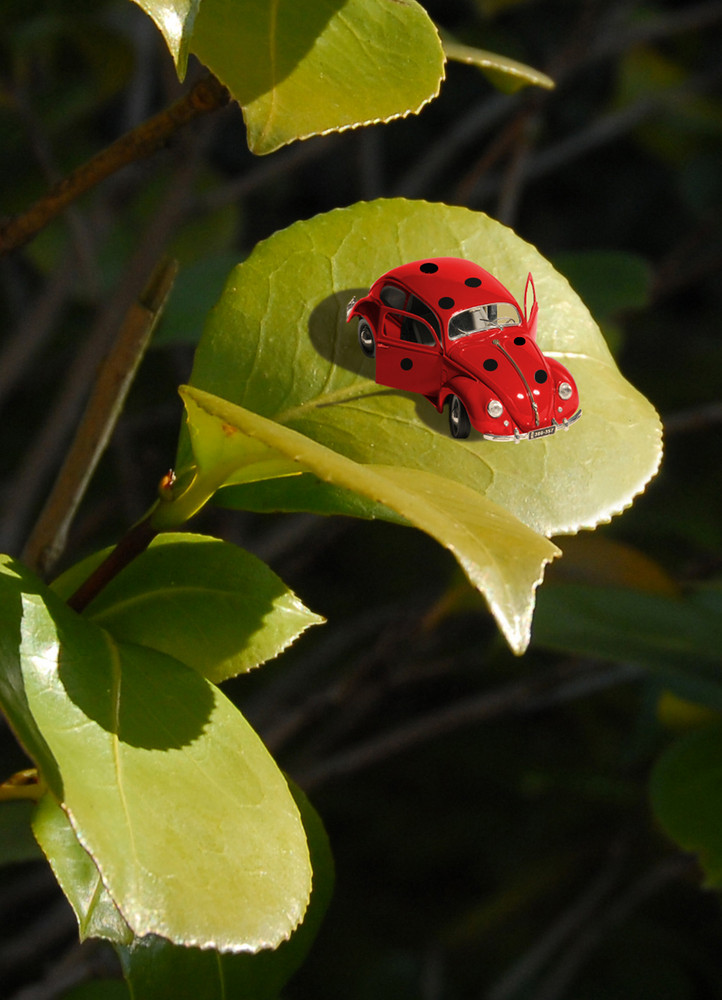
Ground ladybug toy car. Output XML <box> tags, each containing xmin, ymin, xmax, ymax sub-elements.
<box><xmin>346</xmin><ymin>257</ymin><xmax>581</xmax><ymax>440</ymax></box>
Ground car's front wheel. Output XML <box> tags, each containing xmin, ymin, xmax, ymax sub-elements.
<box><xmin>358</xmin><ymin>320</ymin><xmax>376</xmax><ymax>358</ymax></box>
<box><xmin>448</xmin><ymin>395</ymin><xmax>471</xmax><ymax>439</ymax></box>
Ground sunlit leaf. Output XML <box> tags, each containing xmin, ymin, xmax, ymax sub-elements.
<box><xmin>118</xmin><ymin>781</ymin><xmax>334</xmax><ymax>1000</ymax></box>
<box><xmin>0</xmin><ymin>556</ymin><xmax>311</xmax><ymax>952</ymax></box>
<box><xmin>190</xmin><ymin>0</ymin><xmax>445</xmax><ymax>154</ymax></box>
<box><xmin>184</xmin><ymin>198</ymin><xmax>662</xmax><ymax>540</ymax></box>
<box><xmin>173</xmin><ymin>387</ymin><xmax>558</xmax><ymax>653</ymax></box>
<box><xmin>51</xmin><ymin>534</ymin><xmax>324</xmax><ymax>683</ymax></box>
<box><xmin>650</xmin><ymin>724</ymin><xmax>722</xmax><ymax>887</ymax></box>
<box><xmin>442</xmin><ymin>35</ymin><xmax>554</xmax><ymax>92</ymax></box>
<box><xmin>130</xmin><ymin>0</ymin><xmax>201</xmax><ymax>78</ymax></box>
<box><xmin>32</xmin><ymin>794</ymin><xmax>133</xmax><ymax>944</ymax></box>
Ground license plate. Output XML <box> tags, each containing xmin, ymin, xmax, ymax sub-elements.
<box><xmin>530</xmin><ymin>426</ymin><xmax>556</xmax><ymax>439</ymax></box>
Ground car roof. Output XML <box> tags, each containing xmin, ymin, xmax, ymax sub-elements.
<box><xmin>372</xmin><ymin>258</ymin><xmax>521</xmax><ymax>314</ymax></box>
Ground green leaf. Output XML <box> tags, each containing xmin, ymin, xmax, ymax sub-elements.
<box><xmin>650</xmin><ymin>724</ymin><xmax>722</xmax><ymax>887</ymax></box>
<box><xmin>32</xmin><ymin>794</ymin><xmax>133</xmax><ymax>945</ymax></box>
<box><xmin>170</xmin><ymin>387</ymin><xmax>559</xmax><ymax>653</ymax></box>
<box><xmin>118</xmin><ymin>781</ymin><xmax>334</xmax><ymax>1000</ymax></box>
<box><xmin>170</xmin><ymin>198</ymin><xmax>663</xmax><ymax>651</ymax></box>
<box><xmin>0</xmin><ymin>559</ymin><xmax>64</xmax><ymax>797</ymax></box>
<box><xmin>442</xmin><ymin>36</ymin><xmax>554</xmax><ymax>93</ymax></box>
<box><xmin>51</xmin><ymin>533</ymin><xmax>324</xmax><ymax>683</ymax></box>
<box><xmin>533</xmin><ymin>581</ymin><xmax>722</xmax><ymax>709</ymax></box>
<box><xmin>190</xmin><ymin>0</ymin><xmax>445</xmax><ymax>154</ymax></box>
<box><xmin>184</xmin><ymin>199</ymin><xmax>662</xmax><ymax>542</ymax></box>
<box><xmin>551</xmin><ymin>251</ymin><xmax>652</xmax><ymax>320</ymax></box>
<box><xmin>130</xmin><ymin>0</ymin><xmax>201</xmax><ymax>79</ymax></box>
<box><xmin>0</xmin><ymin>556</ymin><xmax>311</xmax><ymax>952</ymax></box>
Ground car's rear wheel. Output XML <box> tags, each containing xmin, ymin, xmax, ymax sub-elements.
<box><xmin>448</xmin><ymin>395</ymin><xmax>471</xmax><ymax>439</ymax></box>
<box><xmin>358</xmin><ymin>320</ymin><xmax>376</xmax><ymax>358</ymax></box>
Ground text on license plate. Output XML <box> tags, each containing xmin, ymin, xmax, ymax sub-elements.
<box><xmin>530</xmin><ymin>426</ymin><xmax>556</xmax><ymax>439</ymax></box>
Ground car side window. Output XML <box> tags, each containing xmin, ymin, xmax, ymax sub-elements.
<box><xmin>380</xmin><ymin>284</ymin><xmax>406</xmax><ymax>309</ymax></box>
<box><xmin>402</xmin><ymin>296</ymin><xmax>440</xmax><ymax>346</ymax></box>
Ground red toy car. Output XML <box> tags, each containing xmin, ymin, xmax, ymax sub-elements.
<box><xmin>347</xmin><ymin>257</ymin><xmax>581</xmax><ymax>440</ymax></box>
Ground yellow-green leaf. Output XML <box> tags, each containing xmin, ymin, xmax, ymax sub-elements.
<box><xmin>1</xmin><ymin>556</ymin><xmax>311</xmax><ymax>952</ymax></box>
<box><xmin>130</xmin><ymin>0</ymin><xmax>201</xmax><ymax>78</ymax></box>
<box><xmin>190</xmin><ymin>0</ymin><xmax>445</xmax><ymax>154</ymax></box>
<box><xmin>51</xmin><ymin>534</ymin><xmax>324</xmax><ymax>683</ymax></box>
<box><xmin>172</xmin><ymin>387</ymin><xmax>559</xmax><ymax>653</ymax></box>
<box><xmin>185</xmin><ymin>198</ymin><xmax>662</xmax><ymax>540</ymax></box>
<box><xmin>442</xmin><ymin>36</ymin><xmax>554</xmax><ymax>92</ymax></box>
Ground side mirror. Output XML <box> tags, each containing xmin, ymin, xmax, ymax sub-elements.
<box><xmin>523</xmin><ymin>272</ymin><xmax>536</xmax><ymax>322</ymax></box>
<box><xmin>524</xmin><ymin>272</ymin><xmax>538</xmax><ymax>338</ymax></box>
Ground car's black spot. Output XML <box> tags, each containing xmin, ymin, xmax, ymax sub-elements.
<box><xmin>483</xmin><ymin>358</ymin><xmax>498</xmax><ymax>371</ymax></box>
<box><xmin>465</xmin><ymin>277</ymin><xmax>482</xmax><ymax>287</ymax></box>
<box><xmin>535</xmin><ymin>369</ymin><xmax>548</xmax><ymax>383</ymax></box>
<box><xmin>400</xmin><ymin>358</ymin><xmax>413</xmax><ymax>371</ymax></box>
<box><xmin>419</xmin><ymin>262</ymin><xmax>438</xmax><ymax>273</ymax></box>
<box><xmin>438</xmin><ymin>296</ymin><xmax>455</xmax><ymax>309</ymax></box>
<box><xmin>514</xmin><ymin>336</ymin><xmax>526</xmax><ymax>346</ymax></box>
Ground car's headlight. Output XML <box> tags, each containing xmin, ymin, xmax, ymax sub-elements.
<box><xmin>558</xmin><ymin>381</ymin><xmax>573</xmax><ymax>400</ymax></box>
<box><xmin>487</xmin><ymin>399</ymin><xmax>504</xmax><ymax>418</ymax></box>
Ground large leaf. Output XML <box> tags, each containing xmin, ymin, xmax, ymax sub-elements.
<box><xmin>0</xmin><ymin>556</ymin><xmax>311</xmax><ymax>952</ymax></box>
<box><xmin>184</xmin><ymin>199</ymin><xmax>662</xmax><ymax>540</ymax></box>
<box><xmin>119</xmin><ymin>781</ymin><xmax>334</xmax><ymax>1000</ymax></box>
<box><xmin>190</xmin><ymin>0</ymin><xmax>445</xmax><ymax>154</ymax></box>
<box><xmin>33</xmin><ymin>781</ymin><xmax>333</xmax><ymax>999</ymax></box>
<box><xmin>165</xmin><ymin>387</ymin><xmax>559</xmax><ymax>653</ymax></box>
<box><xmin>51</xmin><ymin>533</ymin><xmax>324</xmax><ymax>683</ymax></box>
<box><xmin>650</xmin><ymin>724</ymin><xmax>722</xmax><ymax>887</ymax></box>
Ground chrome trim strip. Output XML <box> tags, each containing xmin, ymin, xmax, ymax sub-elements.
<box><xmin>492</xmin><ymin>338</ymin><xmax>539</xmax><ymax>426</ymax></box>
<box><xmin>482</xmin><ymin>409</ymin><xmax>581</xmax><ymax>442</ymax></box>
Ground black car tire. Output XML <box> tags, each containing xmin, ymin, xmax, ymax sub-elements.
<box><xmin>358</xmin><ymin>320</ymin><xmax>376</xmax><ymax>358</ymax></box>
<box><xmin>449</xmin><ymin>395</ymin><xmax>471</xmax><ymax>439</ymax></box>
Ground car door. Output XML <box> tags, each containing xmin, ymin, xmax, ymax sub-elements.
<box><xmin>376</xmin><ymin>307</ymin><xmax>442</xmax><ymax>396</ymax></box>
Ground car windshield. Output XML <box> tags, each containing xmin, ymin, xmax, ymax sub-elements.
<box><xmin>448</xmin><ymin>302</ymin><xmax>521</xmax><ymax>340</ymax></box>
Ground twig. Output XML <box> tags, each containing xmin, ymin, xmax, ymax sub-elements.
<box><xmin>1</xmin><ymin>117</ymin><xmax>208</xmax><ymax>559</ymax></box>
<box><xmin>298</xmin><ymin>661</ymin><xmax>642</xmax><ymax>788</ymax></box>
<box><xmin>0</xmin><ymin>74</ymin><xmax>229</xmax><ymax>255</ymax></box>
<box><xmin>22</xmin><ymin>259</ymin><xmax>178</xmax><ymax>577</ymax></box>
<box><xmin>531</xmin><ymin>855</ymin><xmax>694</xmax><ymax>1000</ymax></box>
<box><xmin>65</xmin><ymin>514</ymin><xmax>158</xmax><ymax>613</ymax></box>
<box><xmin>486</xmin><ymin>842</ymin><xmax>628</xmax><ymax>1000</ymax></box>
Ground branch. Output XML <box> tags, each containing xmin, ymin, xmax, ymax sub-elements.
<box><xmin>22</xmin><ymin>259</ymin><xmax>178</xmax><ymax>577</ymax></box>
<box><xmin>65</xmin><ymin>514</ymin><xmax>158</xmax><ymax>614</ymax></box>
<box><xmin>0</xmin><ymin>74</ymin><xmax>230</xmax><ymax>255</ymax></box>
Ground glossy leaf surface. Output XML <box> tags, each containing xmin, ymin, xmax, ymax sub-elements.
<box><xmin>650</xmin><ymin>724</ymin><xmax>722</xmax><ymax>887</ymax></box>
<box><xmin>442</xmin><ymin>36</ymin><xmax>554</xmax><ymax>92</ymax></box>
<box><xmin>51</xmin><ymin>533</ymin><xmax>324</xmax><ymax>683</ymax></box>
<box><xmin>130</xmin><ymin>0</ymin><xmax>201</xmax><ymax>78</ymax></box>
<box><xmin>119</xmin><ymin>781</ymin><xmax>334</xmax><ymax>1000</ymax></box>
<box><xmin>190</xmin><ymin>0</ymin><xmax>445</xmax><ymax>154</ymax></box>
<box><xmin>32</xmin><ymin>794</ymin><xmax>133</xmax><ymax>944</ymax></box>
<box><xmin>173</xmin><ymin>199</ymin><xmax>661</xmax><ymax>650</ymax></box>
<box><xmin>0</xmin><ymin>557</ymin><xmax>311</xmax><ymax>952</ymax></box>
<box><xmin>185</xmin><ymin>199</ymin><xmax>662</xmax><ymax>540</ymax></box>
<box><xmin>175</xmin><ymin>387</ymin><xmax>558</xmax><ymax>653</ymax></box>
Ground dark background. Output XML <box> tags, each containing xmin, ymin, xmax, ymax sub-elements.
<box><xmin>2</xmin><ymin>0</ymin><xmax>722</xmax><ymax>997</ymax></box>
